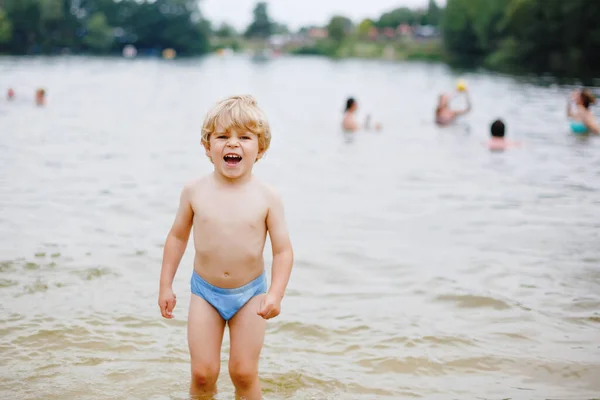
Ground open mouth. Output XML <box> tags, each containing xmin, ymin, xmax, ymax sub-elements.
<box><xmin>224</xmin><ymin>154</ymin><xmax>242</xmax><ymax>166</ymax></box>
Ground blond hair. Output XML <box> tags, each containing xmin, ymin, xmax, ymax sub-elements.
<box><xmin>201</xmin><ymin>95</ymin><xmax>271</xmax><ymax>155</ymax></box>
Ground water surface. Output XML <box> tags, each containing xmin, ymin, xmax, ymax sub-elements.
<box><xmin>1</xmin><ymin>55</ymin><xmax>600</xmax><ymax>400</ymax></box>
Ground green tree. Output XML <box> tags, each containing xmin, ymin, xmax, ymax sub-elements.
<box><xmin>442</xmin><ymin>0</ymin><xmax>477</xmax><ymax>55</ymax></box>
<box><xmin>357</xmin><ymin>18</ymin><xmax>373</xmax><ymax>38</ymax></box>
<box><xmin>245</xmin><ymin>2</ymin><xmax>272</xmax><ymax>38</ymax></box>
<box><xmin>272</xmin><ymin>22</ymin><xmax>289</xmax><ymax>35</ymax></box>
<box><xmin>83</xmin><ymin>12</ymin><xmax>112</xmax><ymax>51</ymax></box>
<box><xmin>500</xmin><ymin>0</ymin><xmax>600</xmax><ymax>75</ymax></box>
<box><xmin>425</xmin><ymin>0</ymin><xmax>442</xmax><ymax>26</ymax></box>
<box><xmin>327</xmin><ymin>15</ymin><xmax>351</xmax><ymax>42</ymax></box>
<box><xmin>0</xmin><ymin>0</ymin><xmax>212</xmax><ymax>55</ymax></box>
<box><xmin>442</xmin><ymin>0</ymin><xmax>600</xmax><ymax>75</ymax></box>
<box><xmin>215</xmin><ymin>23</ymin><xmax>236</xmax><ymax>38</ymax></box>
<box><xmin>376</xmin><ymin>7</ymin><xmax>417</xmax><ymax>28</ymax></box>
<box><xmin>0</xmin><ymin>8</ymin><xmax>12</xmax><ymax>44</ymax></box>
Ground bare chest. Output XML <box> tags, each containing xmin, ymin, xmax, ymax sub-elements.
<box><xmin>191</xmin><ymin>195</ymin><xmax>268</xmax><ymax>233</ymax></box>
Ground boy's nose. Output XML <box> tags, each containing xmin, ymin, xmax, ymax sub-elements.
<box><xmin>227</xmin><ymin>139</ymin><xmax>240</xmax><ymax>147</ymax></box>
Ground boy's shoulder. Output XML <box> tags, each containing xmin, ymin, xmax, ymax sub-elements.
<box><xmin>181</xmin><ymin>175</ymin><xmax>212</xmax><ymax>195</ymax></box>
<box><xmin>252</xmin><ymin>177</ymin><xmax>283</xmax><ymax>204</ymax></box>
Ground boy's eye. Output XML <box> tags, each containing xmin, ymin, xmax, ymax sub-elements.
<box><xmin>241</xmin><ymin>136</ymin><xmax>252</xmax><ymax>140</ymax></box>
<box><xmin>216</xmin><ymin>135</ymin><xmax>228</xmax><ymax>139</ymax></box>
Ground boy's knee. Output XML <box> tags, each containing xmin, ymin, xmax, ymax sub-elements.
<box><xmin>191</xmin><ymin>364</ymin><xmax>219</xmax><ymax>387</ymax></box>
<box><xmin>229</xmin><ymin>360</ymin><xmax>258</xmax><ymax>389</ymax></box>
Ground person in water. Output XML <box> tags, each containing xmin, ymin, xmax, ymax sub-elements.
<box><xmin>567</xmin><ymin>89</ymin><xmax>599</xmax><ymax>134</ymax></box>
<box><xmin>486</xmin><ymin>119</ymin><xmax>521</xmax><ymax>150</ymax></box>
<box><xmin>158</xmin><ymin>95</ymin><xmax>294</xmax><ymax>399</ymax></box>
<box><xmin>35</xmin><ymin>88</ymin><xmax>46</xmax><ymax>106</ymax></box>
<box><xmin>342</xmin><ymin>97</ymin><xmax>381</xmax><ymax>132</ymax></box>
<box><xmin>435</xmin><ymin>90</ymin><xmax>471</xmax><ymax>125</ymax></box>
<box><xmin>7</xmin><ymin>88</ymin><xmax>15</xmax><ymax>100</ymax></box>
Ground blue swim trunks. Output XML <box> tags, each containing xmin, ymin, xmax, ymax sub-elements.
<box><xmin>190</xmin><ymin>270</ymin><xmax>267</xmax><ymax>321</ymax></box>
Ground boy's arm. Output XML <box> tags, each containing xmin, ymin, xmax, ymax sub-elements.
<box><xmin>265</xmin><ymin>189</ymin><xmax>294</xmax><ymax>300</ymax></box>
<box><xmin>159</xmin><ymin>184</ymin><xmax>194</xmax><ymax>291</ymax></box>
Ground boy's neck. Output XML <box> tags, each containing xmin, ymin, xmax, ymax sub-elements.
<box><xmin>212</xmin><ymin>170</ymin><xmax>253</xmax><ymax>186</ymax></box>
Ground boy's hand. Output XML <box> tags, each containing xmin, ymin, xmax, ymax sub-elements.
<box><xmin>158</xmin><ymin>288</ymin><xmax>177</xmax><ymax>319</ymax></box>
<box><xmin>257</xmin><ymin>292</ymin><xmax>281</xmax><ymax>320</ymax></box>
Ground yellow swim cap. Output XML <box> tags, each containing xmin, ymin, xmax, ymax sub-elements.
<box><xmin>456</xmin><ymin>79</ymin><xmax>467</xmax><ymax>92</ymax></box>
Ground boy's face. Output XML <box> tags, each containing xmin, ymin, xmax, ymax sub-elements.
<box><xmin>205</xmin><ymin>126</ymin><xmax>262</xmax><ymax>180</ymax></box>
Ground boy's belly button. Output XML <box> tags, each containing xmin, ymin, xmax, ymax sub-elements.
<box><xmin>223</xmin><ymin>272</ymin><xmax>229</xmax><ymax>277</ymax></box>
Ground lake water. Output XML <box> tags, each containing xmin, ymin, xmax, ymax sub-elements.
<box><xmin>1</xmin><ymin>55</ymin><xmax>600</xmax><ymax>400</ymax></box>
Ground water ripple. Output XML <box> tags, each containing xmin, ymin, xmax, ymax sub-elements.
<box><xmin>1</xmin><ymin>55</ymin><xmax>600</xmax><ymax>400</ymax></box>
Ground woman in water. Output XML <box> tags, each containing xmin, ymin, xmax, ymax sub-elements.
<box><xmin>342</xmin><ymin>97</ymin><xmax>360</xmax><ymax>132</ymax></box>
<box><xmin>567</xmin><ymin>89</ymin><xmax>599</xmax><ymax>134</ymax></box>
<box><xmin>435</xmin><ymin>90</ymin><xmax>471</xmax><ymax>126</ymax></box>
<box><xmin>342</xmin><ymin>97</ymin><xmax>381</xmax><ymax>132</ymax></box>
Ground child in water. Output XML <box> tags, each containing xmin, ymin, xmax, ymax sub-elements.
<box><xmin>486</xmin><ymin>119</ymin><xmax>521</xmax><ymax>150</ymax></box>
<box><xmin>158</xmin><ymin>95</ymin><xmax>294</xmax><ymax>399</ymax></box>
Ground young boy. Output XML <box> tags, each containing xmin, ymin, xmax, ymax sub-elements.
<box><xmin>486</xmin><ymin>119</ymin><xmax>521</xmax><ymax>150</ymax></box>
<box><xmin>158</xmin><ymin>95</ymin><xmax>294</xmax><ymax>400</ymax></box>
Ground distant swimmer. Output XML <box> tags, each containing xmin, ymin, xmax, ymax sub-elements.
<box><xmin>485</xmin><ymin>119</ymin><xmax>521</xmax><ymax>151</ymax></box>
<box><xmin>342</xmin><ymin>97</ymin><xmax>381</xmax><ymax>132</ymax></box>
<box><xmin>7</xmin><ymin>88</ymin><xmax>15</xmax><ymax>100</ymax></box>
<box><xmin>435</xmin><ymin>88</ymin><xmax>471</xmax><ymax>126</ymax></box>
<box><xmin>35</xmin><ymin>88</ymin><xmax>46</xmax><ymax>106</ymax></box>
<box><xmin>342</xmin><ymin>97</ymin><xmax>359</xmax><ymax>132</ymax></box>
<box><xmin>567</xmin><ymin>89</ymin><xmax>599</xmax><ymax>135</ymax></box>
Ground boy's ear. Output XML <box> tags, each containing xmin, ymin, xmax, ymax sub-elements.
<box><xmin>256</xmin><ymin>149</ymin><xmax>265</xmax><ymax>162</ymax></box>
<box><xmin>203</xmin><ymin>142</ymin><xmax>212</xmax><ymax>160</ymax></box>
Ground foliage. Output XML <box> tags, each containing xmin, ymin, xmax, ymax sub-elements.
<box><xmin>376</xmin><ymin>7</ymin><xmax>419</xmax><ymax>28</ymax></box>
<box><xmin>327</xmin><ymin>16</ymin><xmax>352</xmax><ymax>43</ymax></box>
<box><xmin>0</xmin><ymin>8</ymin><xmax>12</xmax><ymax>44</ymax></box>
<box><xmin>244</xmin><ymin>2</ymin><xmax>272</xmax><ymax>39</ymax></box>
<box><xmin>357</xmin><ymin>19</ymin><xmax>373</xmax><ymax>39</ymax></box>
<box><xmin>1</xmin><ymin>0</ymin><xmax>597</xmax><ymax>77</ymax></box>
<box><xmin>214</xmin><ymin>23</ymin><xmax>236</xmax><ymax>39</ymax></box>
<box><xmin>442</xmin><ymin>0</ymin><xmax>600</xmax><ymax>76</ymax></box>
<box><xmin>83</xmin><ymin>12</ymin><xmax>112</xmax><ymax>51</ymax></box>
<box><xmin>0</xmin><ymin>0</ymin><xmax>210</xmax><ymax>55</ymax></box>
<box><xmin>375</xmin><ymin>1</ymin><xmax>442</xmax><ymax>28</ymax></box>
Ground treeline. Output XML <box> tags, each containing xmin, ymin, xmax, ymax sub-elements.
<box><xmin>0</xmin><ymin>0</ymin><xmax>211</xmax><ymax>55</ymax></box>
<box><xmin>365</xmin><ymin>1</ymin><xmax>442</xmax><ymax>29</ymax></box>
<box><xmin>443</xmin><ymin>0</ymin><xmax>600</xmax><ymax>76</ymax></box>
<box><xmin>290</xmin><ymin>0</ymin><xmax>443</xmax><ymax>61</ymax></box>
<box><xmin>1</xmin><ymin>0</ymin><xmax>599</xmax><ymax>77</ymax></box>
<box><xmin>312</xmin><ymin>0</ymin><xmax>442</xmax><ymax>43</ymax></box>
<box><xmin>306</xmin><ymin>0</ymin><xmax>600</xmax><ymax>76</ymax></box>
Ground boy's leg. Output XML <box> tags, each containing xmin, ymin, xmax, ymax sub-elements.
<box><xmin>228</xmin><ymin>294</ymin><xmax>267</xmax><ymax>400</ymax></box>
<box><xmin>188</xmin><ymin>294</ymin><xmax>226</xmax><ymax>398</ymax></box>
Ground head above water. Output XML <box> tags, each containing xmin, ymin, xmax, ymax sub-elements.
<box><xmin>576</xmin><ymin>89</ymin><xmax>596</xmax><ymax>109</ymax></box>
<box><xmin>345</xmin><ymin>97</ymin><xmax>357</xmax><ymax>112</ymax></box>
<box><xmin>491</xmin><ymin>119</ymin><xmax>505</xmax><ymax>138</ymax></box>
<box><xmin>201</xmin><ymin>94</ymin><xmax>271</xmax><ymax>158</ymax></box>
